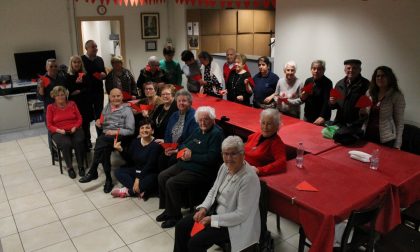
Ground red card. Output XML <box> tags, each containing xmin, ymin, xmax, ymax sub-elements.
<box><xmin>122</xmin><ymin>91</ymin><xmax>132</xmax><ymax>101</ymax></box>
<box><xmin>38</xmin><ymin>75</ymin><xmax>51</xmax><ymax>88</ymax></box>
<box><xmin>190</xmin><ymin>222</ymin><xmax>205</xmax><ymax>237</ymax></box>
<box><xmin>140</xmin><ymin>104</ymin><xmax>153</xmax><ymax>111</ymax></box>
<box><xmin>177</xmin><ymin>148</ymin><xmax>187</xmax><ymax>159</ymax></box>
<box><xmin>130</xmin><ymin>103</ymin><xmax>143</xmax><ymax>112</ymax></box>
<box><xmin>160</xmin><ymin>142</ymin><xmax>178</xmax><ymax>150</ymax></box>
<box><xmin>218</xmin><ymin>90</ymin><xmax>227</xmax><ymax>95</ymax></box>
<box><xmin>355</xmin><ymin>95</ymin><xmax>372</xmax><ymax>108</ymax></box>
<box><xmin>302</xmin><ymin>83</ymin><xmax>314</xmax><ymax>94</ymax></box>
<box><xmin>192</xmin><ymin>74</ymin><xmax>202</xmax><ymax>81</ymax></box>
<box><xmin>278</xmin><ymin>97</ymin><xmax>288</xmax><ymax>103</ymax></box>
<box><xmin>78</xmin><ymin>72</ymin><xmax>85</xmax><ymax>79</ymax></box>
<box><xmin>330</xmin><ymin>88</ymin><xmax>343</xmax><ymax>100</ymax></box>
<box><xmin>93</xmin><ymin>72</ymin><xmax>102</xmax><ymax>80</ymax></box>
<box><xmin>99</xmin><ymin>113</ymin><xmax>105</xmax><ymax>124</ymax></box>
<box><xmin>174</xmin><ymin>85</ymin><xmax>184</xmax><ymax>91</ymax></box>
<box><xmin>114</xmin><ymin>128</ymin><xmax>120</xmax><ymax>144</ymax></box>
<box><xmin>197</xmin><ymin>93</ymin><xmax>207</xmax><ymax>98</ymax></box>
<box><xmin>296</xmin><ymin>181</ymin><xmax>319</xmax><ymax>192</ymax></box>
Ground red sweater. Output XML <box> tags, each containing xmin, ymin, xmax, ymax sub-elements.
<box><xmin>223</xmin><ymin>62</ymin><xmax>255</xmax><ymax>87</ymax></box>
<box><xmin>46</xmin><ymin>101</ymin><xmax>82</xmax><ymax>133</ymax></box>
<box><xmin>244</xmin><ymin>132</ymin><xmax>287</xmax><ymax>176</ymax></box>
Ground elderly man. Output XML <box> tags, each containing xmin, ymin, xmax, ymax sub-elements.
<box><xmin>137</xmin><ymin>56</ymin><xmax>168</xmax><ymax>97</ymax></box>
<box><xmin>156</xmin><ymin>106</ymin><xmax>224</xmax><ymax>228</ymax></box>
<box><xmin>330</xmin><ymin>59</ymin><xmax>370</xmax><ymax>128</ymax></box>
<box><xmin>79</xmin><ymin>88</ymin><xmax>135</xmax><ymax>193</ymax></box>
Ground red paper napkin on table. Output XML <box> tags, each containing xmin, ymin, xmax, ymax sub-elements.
<box><xmin>355</xmin><ymin>95</ymin><xmax>372</xmax><ymax>108</ymax></box>
<box><xmin>122</xmin><ymin>91</ymin><xmax>132</xmax><ymax>101</ymax></box>
<box><xmin>296</xmin><ymin>181</ymin><xmax>319</xmax><ymax>192</ymax></box>
<box><xmin>93</xmin><ymin>72</ymin><xmax>102</xmax><ymax>80</ymax></box>
<box><xmin>190</xmin><ymin>222</ymin><xmax>205</xmax><ymax>237</ymax></box>
<box><xmin>302</xmin><ymin>83</ymin><xmax>315</xmax><ymax>94</ymax></box>
<box><xmin>99</xmin><ymin>113</ymin><xmax>105</xmax><ymax>124</ymax></box>
<box><xmin>177</xmin><ymin>148</ymin><xmax>187</xmax><ymax>159</ymax></box>
<box><xmin>197</xmin><ymin>93</ymin><xmax>207</xmax><ymax>98</ymax></box>
<box><xmin>38</xmin><ymin>75</ymin><xmax>51</xmax><ymax>88</ymax></box>
<box><xmin>192</xmin><ymin>74</ymin><xmax>202</xmax><ymax>81</ymax></box>
<box><xmin>330</xmin><ymin>88</ymin><xmax>343</xmax><ymax>100</ymax></box>
<box><xmin>160</xmin><ymin>143</ymin><xmax>178</xmax><ymax>150</ymax></box>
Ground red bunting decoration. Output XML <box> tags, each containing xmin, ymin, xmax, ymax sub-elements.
<box><xmin>226</xmin><ymin>0</ymin><xmax>233</xmax><ymax>8</ymax></box>
<box><xmin>235</xmin><ymin>0</ymin><xmax>241</xmax><ymax>8</ymax></box>
<box><xmin>244</xmin><ymin>0</ymin><xmax>250</xmax><ymax>8</ymax></box>
<box><xmin>220</xmin><ymin>0</ymin><xmax>225</xmax><ymax>8</ymax></box>
<box><xmin>254</xmin><ymin>0</ymin><xmax>260</xmax><ymax>8</ymax></box>
<box><xmin>75</xmin><ymin>0</ymin><xmax>273</xmax><ymax>8</ymax></box>
<box><xmin>263</xmin><ymin>0</ymin><xmax>270</xmax><ymax>8</ymax></box>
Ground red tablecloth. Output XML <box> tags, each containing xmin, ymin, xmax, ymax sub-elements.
<box><xmin>279</xmin><ymin>121</ymin><xmax>339</xmax><ymax>154</ymax></box>
<box><xmin>319</xmin><ymin>142</ymin><xmax>420</xmax><ymax>207</ymax></box>
<box><xmin>260</xmin><ymin>154</ymin><xmax>398</xmax><ymax>252</ymax></box>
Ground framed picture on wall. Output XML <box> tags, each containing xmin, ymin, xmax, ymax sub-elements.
<box><xmin>145</xmin><ymin>40</ymin><xmax>157</xmax><ymax>51</ymax></box>
<box><xmin>141</xmin><ymin>13</ymin><xmax>160</xmax><ymax>39</ymax></box>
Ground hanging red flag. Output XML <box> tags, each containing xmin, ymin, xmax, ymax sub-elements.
<box><xmin>124</xmin><ymin>0</ymin><xmax>129</xmax><ymax>6</ymax></box>
<box><xmin>271</xmin><ymin>0</ymin><xmax>276</xmax><ymax>8</ymax></box>
<box><xmin>226</xmin><ymin>0</ymin><xmax>233</xmax><ymax>8</ymax></box>
<box><xmin>106</xmin><ymin>0</ymin><xmax>111</xmax><ymax>4</ymax></box>
<box><xmin>220</xmin><ymin>0</ymin><xmax>225</xmax><ymax>8</ymax></box>
<box><xmin>263</xmin><ymin>0</ymin><xmax>270</xmax><ymax>8</ymax></box>
<box><xmin>91</xmin><ymin>0</ymin><xmax>96</xmax><ymax>3</ymax></box>
<box><xmin>244</xmin><ymin>0</ymin><xmax>250</xmax><ymax>8</ymax></box>
<box><xmin>139</xmin><ymin>0</ymin><xmax>144</xmax><ymax>4</ymax></box>
<box><xmin>253</xmin><ymin>0</ymin><xmax>260</xmax><ymax>8</ymax></box>
<box><xmin>235</xmin><ymin>0</ymin><xmax>241</xmax><ymax>8</ymax></box>
<box><xmin>209</xmin><ymin>0</ymin><xmax>216</xmax><ymax>7</ymax></box>
<box><xmin>100</xmin><ymin>0</ymin><xmax>104</xmax><ymax>4</ymax></box>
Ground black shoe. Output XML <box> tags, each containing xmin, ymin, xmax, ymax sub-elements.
<box><xmin>156</xmin><ymin>211</ymin><xmax>169</xmax><ymax>222</ymax></box>
<box><xmin>103</xmin><ymin>179</ymin><xmax>113</xmax><ymax>193</ymax></box>
<box><xmin>68</xmin><ymin>168</ymin><xmax>76</xmax><ymax>179</ymax></box>
<box><xmin>78</xmin><ymin>167</ymin><xmax>85</xmax><ymax>177</ymax></box>
<box><xmin>161</xmin><ymin>218</ymin><xmax>180</xmax><ymax>229</ymax></box>
<box><xmin>79</xmin><ymin>170</ymin><xmax>98</xmax><ymax>183</ymax></box>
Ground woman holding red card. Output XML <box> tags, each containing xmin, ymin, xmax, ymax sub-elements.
<box><xmin>105</xmin><ymin>55</ymin><xmax>137</xmax><ymax>101</ymax></box>
<box><xmin>65</xmin><ymin>55</ymin><xmax>93</xmax><ymax>149</ymax></box>
<box><xmin>225</xmin><ymin>54</ymin><xmax>253</xmax><ymax>106</ymax></box>
<box><xmin>152</xmin><ymin>84</ymin><xmax>178</xmax><ymax>140</ymax></box>
<box><xmin>132</xmin><ymin>82</ymin><xmax>162</xmax><ymax>135</ymax></box>
<box><xmin>46</xmin><ymin>86</ymin><xmax>85</xmax><ymax>179</ymax></box>
<box><xmin>365</xmin><ymin>66</ymin><xmax>405</xmax><ymax>149</ymax></box>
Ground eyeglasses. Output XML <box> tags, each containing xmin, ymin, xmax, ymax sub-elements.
<box><xmin>222</xmin><ymin>151</ymin><xmax>241</xmax><ymax>157</ymax></box>
<box><xmin>161</xmin><ymin>92</ymin><xmax>172</xmax><ymax>96</ymax></box>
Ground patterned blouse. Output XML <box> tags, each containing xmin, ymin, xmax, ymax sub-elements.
<box><xmin>203</xmin><ymin>64</ymin><xmax>222</xmax><ymax>96</ymax></box>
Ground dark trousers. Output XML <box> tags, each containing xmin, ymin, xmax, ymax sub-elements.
<box><xmin>157</xmin><ymin>152</ymin><xmax>177</xmax><ymax>173</ymax></box>
<box><xmin>89</xmin><ymin>134</ymin><xmax>114</xmax><ymax>180</ymax></box>
<box><xmin>158</xmin><ymin>164</ymin><xmax>208</xmax><ymax>218</ymax></box>
<box><xmin>92</xmin><ymin>90</ymin><xmax>104</xmax><ymax>137</ymax></box>
<box><xmin>51</xmin><ymin>128</ymin><xmax>85</xmax><ymax>169</ymax></box>
<box><xmin>82</xmin><ymin>119</ymin><xmax>92</xmax><ymax>147</ymax></box>
<box><xmin>114</xmin><ymin>167</ymin><xmax>157</xmax><ymax>196</ymax></box>
<box><xmin>174</xmin><ymin>213</ymin><xmax>230</xmax><ymax>252</ymax></box>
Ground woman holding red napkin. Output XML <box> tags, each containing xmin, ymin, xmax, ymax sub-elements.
<box><xmin>137</xmin><ymin>56</ymin><xmax>168</xmax><ymax>97</ymax></box>
<box><xmin>132</xmin><ymin>82</ymin><xmax>162</xmax><ymax>134</ymax></box>
<box><xmin>46</xmin><ymin>86</ymin><xmax>85</xmax><ymax>179</ymax></box>
<box><xmin>225</xmin><ymin>54</ymin><xmax>253</xmax><ymax>106</ymax></box>
<box><xmin>105</xmin><ymin>55</ymin><xmax>137</xmax><ymax>101</ymax></box>
<box><xmin>152</xmin><ymin>84</ymin><xmax>178</xmax><ymax>140</ymax></box>
<box><xmin>365</xmin><ymin>66</ymin><xmax>405</xmax><ymax>149</ymax></box>
<box><xmin>174</xmin><ymin>136</ymin><xmax>260</xmax><ymax>252</ymax></box>
<box><xmin>300</xmin><ymin>60</ymin><xmax>332</xmax><ymax>125</ymax></box>
<box><xmin>65</xmin><ymin>55</ymin><xmax>93</xmax><ymax>149</ymax></box>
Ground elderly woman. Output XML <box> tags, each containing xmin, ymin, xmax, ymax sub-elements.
<box><xmin>266</xmin><ymin>61</ymin><xmax>304</xmax><ymax>118</ymax></box>
<box><xmin>65</xmin><ymin>55</ymin><xmax>94</xmax><ymax>149</ymax></box>
<box><xmin>105</xmin><ymin>55</ymin><xmax>137</xmax><ymax>101</ymax></box>
<box><xmin>174</xmin><ymin>136</ymin><xmax>261</xmax><ymax>252</ymax></box>
<box><xmin>137</xmin><ymin>56</ymin><xmax>168</xmax><ymax>97</ymax></box>
<box><xmin>79</xmin><ymin>88</ymin><xmax>135</xmax><ymax>193</ymax></box>
<box><xmin>157</xmin><ymin>106</ymin><xmax>224</xmax><ymax>229</ymax></box>
<box><xmin>198</xmin><ymin>51</ymin><xmax>223</xmax><ymax>96</ymax></box>
<box><xmin>244</xmin><ymin>109</ymin><xmax>286</xmax><ymax>176</ymax></box>
<box><xmin>46</xmin><ymin>86</ymin><xmax>85</xmax><ymax>179</ymax></box>
<box><xmin>301</xmin><ymin>60</ymin><xmax>332</xmax><ymax>125</ymax></box>
<box><xmin>152</xmin><ymin>84</ymin><xmax>178</xmax><ymax>140</ymax></box>
<box><xmin>226</xmin><ymin>54</ymin><xmax>253</xmax><ymax>106</ymax></box>
<box><xmin>111</xmin><ymin>119</ymin><xmax>162</xmax><ymax>199</ymax></box>
<box><xmin>253</xmin><ymin>56</ymin><xmax>280</xmax><ymax>109</ymax></box>
<box><xmin>159</xmin><ymin>45</ymin><xmax>183</xmax><ymax>86</ymax></box>
<box><xmin>132</xmin><ymin>82</ymin><xmax>162</xmax><ymax>134</ymax></box>
<box><xmin>365</xmin><ymin>66</ymin><xmax>405</xmax><ymax>149</ymax></box>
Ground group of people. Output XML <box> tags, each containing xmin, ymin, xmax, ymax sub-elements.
<box><xmin>38</xmin><ymin>39</ymin><xmax>405</xmax><ymax>251</ymax></box>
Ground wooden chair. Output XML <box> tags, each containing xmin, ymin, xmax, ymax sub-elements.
<box><xmin>51</xmin><ymin>139</ymin><xmax>88</xmax><ymax>174</ymax></box>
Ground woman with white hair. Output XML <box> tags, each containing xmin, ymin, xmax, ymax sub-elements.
<box><xmin>266</xmin><ymin>61</ymin><xmax>304</xmax><ymax>118</ymax></box>
<box><xmin>137</xmin><ymin>55</ymin><xmax>169</xmax><ymax>97</ymax></box>
<box><xmin>105</xmin><ymin>55</ymin><xmax>137</xmax><ymax>101</ymax></box>
<box><xmin>244</xmin><ymin>108</ymin><xmax>287</xmax><ymax>176</ymax></box>
<box><xmin>157</xmin><ymin>106</ymin><xmax>224</xmax><ymax>229</ymax></box>
<box><xmin>174</xmin><ymin>135</ymin><xmax>261</xmax><ymax>252</ymax></box>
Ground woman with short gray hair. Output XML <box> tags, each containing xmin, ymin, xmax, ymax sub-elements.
<box><xmin>137</xmin><ymin>55</ymin><xmax>169</xmax><ymax>97</ymax></box>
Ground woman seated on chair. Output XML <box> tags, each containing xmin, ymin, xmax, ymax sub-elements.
<box><xmin>151</xmin><ymin>84</ymin><xmax>178</xmax><ymax>140</ymax></box>
<box><xmin>46</xmin><ymin>86</ymin><xmax>85</xmax><ymax>179</ymax></box>
<box><xmin>244</xmin><ymin>108</ymin><xmax>287</xmax><ymax>176</ymax></box>
<box><xmin>174</xmin><ymin>136</ymin><xmax>261</xmax><ymax>252</ymax></box>
<box><xmin>111</xmin><ymin>118</ymin><xmax>162</xmax><ymax>200</ymax></box>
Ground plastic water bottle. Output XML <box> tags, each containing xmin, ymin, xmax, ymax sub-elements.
<box><xmin>296</xmin><ymin>142</ymin><xmax>304</xmax><ymax>168</ymax></box>
<box><xmin>370</xmin><ymin>149</ymin><xmax>380</xmax><ymax>170</ymax></box>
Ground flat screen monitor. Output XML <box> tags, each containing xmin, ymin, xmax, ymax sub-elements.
<box><xmin>14</xmin><ymin>50</ymin><xmax>56</xmax><ymax>80</ymax></box>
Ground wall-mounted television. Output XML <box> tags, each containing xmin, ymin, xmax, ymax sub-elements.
<box><xmin>14</xmin><ymin>50</ymin><xmax>56</xmax><ymax>80</ymax></box>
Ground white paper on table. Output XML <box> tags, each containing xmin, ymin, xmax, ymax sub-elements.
<box><xmin>348</xmin><ymin>150</ymin><xmax>371</xmax><ymax>163</ymax></box>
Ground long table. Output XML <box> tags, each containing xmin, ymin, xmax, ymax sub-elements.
<box><xmin>260</xmin><ymin>154</ymin><xmax>399</xmax><ymax>252</ymax></box>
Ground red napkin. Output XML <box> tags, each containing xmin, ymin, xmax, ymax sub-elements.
<box><xmin>140</xmin><ymin>104</ymin><xmax>153</xmax><ymax>111</ymax></box>
<box><xmin>160</xmin><ymin>142</ymin><xmax>178</xmax><ymax>150</ymax></box>
<box><xmin>130</xmin><ymin>103</ymin><xmax>143</xmax><ymax>112</ymax></box>
<box><xmin>197</xmin><ymin>93</ymin><xmax>207</xmax><ymax>98</ymax></box>
<box><xmin>278</xmin><ymin>97</ymin><xmax>288</xmax><ymax>103</ymax></box>
<box><xmin>355</xmin><ymin>95</ymin><xmax>372</xmax><ymax>108</ymax></box>
<box><xmin>38</xmin><ymin>75</ymin><xmax>51</xmax><ymax>88</ymax></box>
<box><xmin>78</xmin><ymin>72</ymin><xmax>85</xmax><ymax>79</ymax></box>
<box><xmin>93</xmin><ymin>72</ymin><xmax>102</xmax><ymax>80</ymax></box>
<box><xmin>302</xmin><ymin>83</ymin><xmax>314</xmax><ymax>94</ymax></box>
<box><xmin>174</xmin><ymin>85</ymin><xmax>184</xmax><ymax>91</ymax></box>
<box><xmin>192</xmin><ymin>74</ymin><xmax>202</xmax><ymax>81</ymax></box>
<box><xmin>190</xmin><ymin>222</ymin><xmax>205</xmax><ymax>237</ymax></box>
<box><xmin>114</xmin><ymin>128</ymin><xmax>120</xmax><ymax>145</ymax></box>
<box><xmin>99</xmin><ymin>113</ymin><xmax>105</xmax><ymax>124</ymax></box>
<box><xmin>122</xmin><ymin>91</ymin><xmax>132</xmax><ymax>101</ymax></box>
<box><xmin>177</xmin><ymin>148</ymin><xmax>187</xmax><ymax>159</ymax></box>
<box><xmin>218</xmin><ymin>90</ymin><xmax>227</xmax><ymax>95</ymax></box>
<box><xmin>296</xmin><ymin>181</ymin><xmax>319</xmax><ymax>192</ymax></box>
<box><xmin>330</xmin><ymin>88</ymin><xmax>343</xmax><ymax>100</ymax></box>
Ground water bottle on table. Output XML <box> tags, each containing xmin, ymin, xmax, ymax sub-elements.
<box><xmin>370</xmin><ymin>149</ymin><xmax>380</xmax><ymax>170</ymax></box>
<box><xmin>296</xmin><ymin>142</ymin><xmax>304</xmax><ymax>168</ymax></box>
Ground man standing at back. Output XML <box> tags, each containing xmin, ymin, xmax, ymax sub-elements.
<box><xmin>81</xmin><ymin>40</ymin><xmax>107</xmax><ymax>142</ymax></box>
<box><xmin>330</xmin><ymin>59</ymin><xmax>370</xmax><ymax>128</ymax></box>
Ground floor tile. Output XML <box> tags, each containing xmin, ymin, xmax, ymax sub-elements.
<box><xmin>53</xmin><ymin>195</ymin><xmax>95</xmax><ymax>219</ymax></box>
<box><xmin>267</xmin><ymin>214</ymin><xmax>299</xmax><ymax>241</ymax></box>
<box><xmin>8</xmin><ymin>191</ymin><xmax>50</xmax><ymax>214</ymax></box>
<box><xmin>86</xmin><ymin>188</ymin><xmax>128</xmax><ymax>209</ymax></box>
<box><xmin>0</xmin><ymin>233</ymin><xmax>24</xmax><ymax>252</ymax></box>
<box><xmin>76</xmin><ymin>175</ymin><xmax>106</xmax><ymax>192</ymax></box>
<box><xmin>28</xmin><ymin>156</ymin><xmax>55</xmax><ymax>170</ymax></box>
<box><xmin>33</xmin><ymin>165</ymin><xmax>62</xmax><ymax>179</ymax></box>
<box><xmin>38</xmin><ymin>174</ymin><xmax>75</xmax><ymax>191</ymax></box>
<box><xmin>45</xmin><ymin>184</ymin><xmax>84</xmax><ymax>204</ymax></box>
<box><xmin>275</xmin><ymin>239</ymin><xmax>300</xmax><ymax>252</ymax></box>
<box><xmin>128</xmin><ymin>232</ymin><xmax>174</xmax><ymax>252</ymax></box>
<box><xmin>0</xmin><ymin>153</ymin><xmax>26</xmax><ymax>167</ymax></box>
<box><xmin>113</xmin><ymin>215</ymin><xmax>163</xmax><ymax>244</ymax></box>
<box><xmin>71</xmin><ymin>226</ymin><xmax>124</xmax><ymax>252</ymax></box>
<box><xmin>0</xmin><ymin>188</ymin><xmax>7</xmax><ymax>203</ymax></box>
<box><xmin>165</xmin><ymin>227</ymin><xmax>175</xmax><ymax>238</ymax></box>
<box><xmin>0</xmin><ymin>201</ymin><xmax>12</xmax><ymax>218</ymax></box>
<box><xmin>20</xmin><ymin>221</ymin><xmax>69</xmax><ymax>252</ymax></box>
<box><xmin>4</xmin><ymin>179</ymin><xmax>42</xmax><ymax>200</ymax></box>
<box><xmin>0</xmin><ymin>216</ymin><xmax>17</xmax><ymax>238</ymax></box>
<box><xmin>14</xmin><ymin>205</ymin><xmax>58</xmax><ymax>232</ymax></box>
<box><xmin>132</xmin><ymin>196</ymin><xmax>160</xmax><ymax>213</ymax></box>
<box><xmin>17</xmin><ymin>136</ymin><xmax>44</xmax><ymax>146</ymax></box>
<box><xmin>33</xmin><ymin>239</ymin><xmax>77</xmax><ymax>252</ymax></box>
<box><xmin>111</xmin><ymin>246</ymin><xmax>131</xmax><ymax>252</ymax></box>
<box><xmin>99</xmin><ymin>200</ymin><xmax>145</xmax><ymax>225</ymax></box>
<box><xmin>1</xmin><ymin>170</ymin><xmax>36</xmax><ymax>187</ymax></box>
<box><xmin>0</xmin><ymin>160</ymin><xmax>31</xmax><ymax>176</ymax></box>
<box><xmin>61</xmin><ymin>210</ymin><xmax>109</xmax><ymax>238</ymax></box>
<box><xmin>0</xmin><ymin>140</ymin><xmax>19</xmax><ymax>150</ymax></box>
<box><xmin>24</xmin><ymin>148</ymin><xmax>51</xmax><ymax>160</ymax></box>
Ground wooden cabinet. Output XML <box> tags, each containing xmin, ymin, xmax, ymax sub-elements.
<box><xmin>220</xmin><ymin>35</ymin><xmax>237</xmax><ymax>52</ymax></box>
<box><xmin>201</xmin><ymin>35</ymin><xmax>220</xmax><ymax>53</ymax></box>
<box><xmin>237</xmin><ymin>34</ymin><xmax>254</xmax><ymax>55</ymax></box>
<box><xmin>200</xmin><ymin>10</ymin><xmax>220</xmax><ymax>35</ymax></box>
<box><xmin>237</xmin><ymin>10</ymin><xmax>254</xmax><ymax>33</ymax></box>
<box><xmin>254</xmin><ymin>10</ymin><xmax>275</xmax><ymax>33</ymax></box>
<box><xmin>220</xmin><ymin>10</ymin><xmax>237</xmax><ymax>34</ymax></box>
<box><xmin>254</xmin><ymin>34</ymin><xmax>272</xmax><ymax>56</ymax></box>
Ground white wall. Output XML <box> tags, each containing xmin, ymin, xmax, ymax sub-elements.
<box><xmin>81</xmin><ymin>21</ymin><xmax>114</xmax><ymax>68</ymax></box>
<box><xmin>274</xmin><ymin>0</ymin><xmax>420</xmax><ymax>126</ymax></box>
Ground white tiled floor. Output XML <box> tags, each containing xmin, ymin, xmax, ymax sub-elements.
<box><xmin>0</xmin><ymin>134</ymin><xmax>301</xmax><ymax>252</ymax></box>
